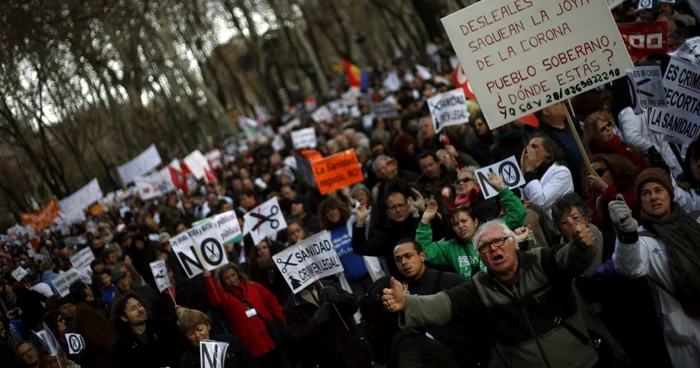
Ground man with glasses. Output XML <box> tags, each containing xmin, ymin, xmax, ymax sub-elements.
<box><xmin>14</xmin><ymin>341</ymin><xmax>39</xmax><ymax>368</ymax></box>
<box><xmin>370</xmin><ymin>155</ymin><xmax>419</xmax><ymax>228</ymax></box>
<box><xmin>383</xmin><ymin>219</ymin><xmax>603</xmax><ymax>368</ymax></box>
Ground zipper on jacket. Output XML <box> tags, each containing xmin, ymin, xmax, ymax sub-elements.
<box><xmin>511</xmin><ymin>285</ymin><xmax>552</xmax><ymax>368</ymax></box>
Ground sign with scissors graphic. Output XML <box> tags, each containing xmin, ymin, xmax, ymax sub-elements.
<box><xmin>243</xmin><ymin>197</ymin><xmax>287</xmax><ymax>245</ymax></box>
<box><xmin>272</xmin><ymin>231</ymin><xmax>343</xmax><ymax>293</ymax></box>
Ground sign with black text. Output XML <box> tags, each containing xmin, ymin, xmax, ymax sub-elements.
<box><xmin>291</xmin><ymin>128</ymin><xmax>318</xmax><ymax>149</ymax></box>
<box><xmin>150</xmin><ymin>259</ymin><xmax>171</xmax><ymax>293</ymax></box>
<box><xmin>370</xmin><ymin>101</ymin><xmax>400</xmax><ymax>119</ymax></box>
<box><xmin>648</xmin><ymin>107</ymin><xmax>700</xmax><ymax>145</ymax></box>
<box><xmin>69</xmin><ymin>247</ymin><xmax>95</xmax><ymax>271</ymax></box>
<box><xmin>273</xmin><ymin>231</ymin><xmax>344</xmax><ymax>293</ymax></box>
<box><xmin>427</xmin><ymin>88</ymin><xmax>469</xmax><ymax>132</ymax></box>
<box><xmin>170</xmin><ymin>222</ymin><xmax>228</xmax><ymax>279</ymax></box>
<box><xmin>213</xmin><ymin>211</ymin><xmax>242</xmax><ymax>245</ymax></box>
<box><xmin>200</xmin><ymin>340</ymin><xmax>229</xmax><ymax>368</ymax></box>
<box><xmin>627</xmin><ymin>66</ymin><xmax>666</xmax><ymax>113</ymax></box>
<box><xmin>474</xmin><ymin>156</ymin><xmax>526</xmax><ymax>199</ymax></box>
<box><xmin>51</xmin><ymin>269</ymin><xmax>82</xmax><ymax>297</ymax></box>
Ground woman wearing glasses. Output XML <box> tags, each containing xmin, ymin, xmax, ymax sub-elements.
<box><xmin>416</xmin><ymin>172</ymin><xmax>526</xmax><ymax>280</ymax></box>
<box><xmin>582</xmin><ymin>111</ymin><xmax>648</xmax><ymax>170</ymax></box>
<box><xmin>582</xmin><ymin>154</ymin><xmax>642</xmax><ymax>234</ymax></box>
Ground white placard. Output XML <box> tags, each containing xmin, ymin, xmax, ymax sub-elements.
<box><xmin>441</xmin><ymin>0</ymin><xmax>632</xmax><ymax>129</ymax></box>
<box><xmin>135</xmin><ymin>167</ymin><xmax>176</xmax><ymax>201</ymax></box>
<box><xmin>69</xmin><ymin>247</ymin><xmax>95</xmax><ymax>271</ymax></box>
<box><xmin>243</xmin><ymin>197</ymin><xmax>287</xmax><ymax>246</ymax></box>
<box><xmin>186</xmin><ymin>222</ymin><xmax>228</xmax><ymax>272</ymax></box>
<box><xmin>213</xmin><ymin>210</ymin><xmax>242</xmax><ymax>245</ymax></box>
<box><xmin>278</xmin><ymin>118</ymin><xmax>301</xmax><ymax>135</ymax></box>
<box><xmin>427</xmin><ymin>88</ymin><xmax>470</xmax><ymax>132</ymax></box>
<box><xmin>272</xmin><ymin>135</ymin><xmax>286</xmax><ymax>152</ymax></box>
<box><xmin>342</xmin><ymin>88</ymin><xmax>361</xmax><ymax>107</ymax></box>
<box><xmin>670</xmin><ymin>37</ymin><xmax>700</xmax><ymax>65</ymax></box>
<box><xmin>205</xmin><ymin>149</ymin><xmax>223</xmax><ymax>170</ymax></box>
<box><xmin>117</xmin><ymin>144</ymin><xmax>162</xmax><ymax>185</ymax></box>
<box><xmin>370</xmin><ymin>101</ymin><xmax>400</xmax><ymax>119</ymax></box>
<box><xmin>291</xmin><ymin>128</ymin><xmax>318</xmax><ymax>149</ymax></box>
<box><xmin>150</xmin><ymin>259</ymin><xmax>172</xmax><ymax>293</ymax></box>
<box><xmin>170</xmin><ymin>232</ymin><xmax>202</xmax><ymax>278</ymax></box>
<box><xmin>33</xmin><ymin>329</ymin><xmax>59</xmax><ymax>356</ymax></box>
<box><xmin>11</xmin><ymin>266</ymin><xmax>28</xmax><ymax>282</ymax></box>
<box><xmin>59</xmin><ymin>179</ymin><xmax>103</xmax><ymax>224</ymax></box>
<box><xmin>311</xmin><ymin>106</ymin><xmax>334</xmax><ymax>123</ymax></box>
<box><xmin>51</xmin><ymin>269</ymin><xmax>82</xmax><ymax>297</ymax></box>
<box><xmin>272</xmin><ymin>231</ymin><xmax>344</xmax><ymax>293</ymax></box>
<box><xmin>200</xmin><ymin>340</ymin><xmax>229</xmax><ymax>368</ymax></box>
<box><xmin>383</xmin><ymin>72</ymin><xmax>402</xmax><ymax>92</ymax></box>
<box><xmin>474</xmin><ymin>156</ymin><xmax>526</xmax><ymax>199</ymax></box>
<box><xmin>65</xmin><ymin>333</ymin><xmax>86</xmax><ymax>355</ymax></box>
<box><xmin>183</xmin><ymin>150</ymin><xmax>212</xmax><ymax>180</ymax></box>
<box><xmin>627</xmin><ymin>66</ymin><xmax>666</xmax><ymax>114</ymax></box>
<box><xmin>648</xmin><ymin>107</ymin><xmax>700</xmax><ymax>145</ymax></box>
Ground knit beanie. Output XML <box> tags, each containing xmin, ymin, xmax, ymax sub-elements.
<box><xmin>635</xmin><ymin>168</ymin><xmax>674</xmax><ymax>202</ymax></box>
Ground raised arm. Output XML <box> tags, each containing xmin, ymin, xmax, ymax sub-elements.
<box><xmin>491</xmin><ymin>174</ymin><xmax>526</xmax><ymax>230</ymax></box>
<box><xmin>415</xmin><ymin>200</ymin><xmax>452</xmax><ymax>266</ymax></box>
<box><xmin>608</xmin><ymin>196</ymin><xmax>649</xmax><ymax>278</ymax></box>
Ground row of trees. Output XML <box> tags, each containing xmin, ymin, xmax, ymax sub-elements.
<box><xmin>0</xmin><ymin>0</ymin><xmax>474</xmax><ymax>227</ymax></box>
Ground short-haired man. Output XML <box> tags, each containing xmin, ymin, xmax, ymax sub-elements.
<box><xmin>14</xmin><ymin>341</ymin><xmax>38</xmax><ymax>368</ymax></box>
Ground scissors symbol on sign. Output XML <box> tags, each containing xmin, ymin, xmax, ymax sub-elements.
<box><xmin>276</xmin><ymin>254</ymin><xmax>297</xmax><ymax>273</ymax></box>
<box><xmin>250</xmin><ymin>205</ymin><xmax>281</xmax><ymax>231</ymax></box>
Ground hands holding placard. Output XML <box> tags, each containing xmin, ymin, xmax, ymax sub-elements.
<box><xmin>485</xmin><ymin>172</ymin><xmax>506</xmax><ymax>192</ymax></box>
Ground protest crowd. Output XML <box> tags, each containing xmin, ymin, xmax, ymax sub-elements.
<box><xmin>3</xmin><ymin>1</ymin><xmax>700</xmax><ymax>367</ymax></box>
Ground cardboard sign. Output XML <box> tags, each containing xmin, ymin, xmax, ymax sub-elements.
<box><xmin>69</xmin><ymin>247</ymin><xmax>95</xmax><ymax>271</ymax></box>
<box><xmin>657</xmin><ymin>57</ymin><xmax>700</xmax><ymax>143</ymax></box>
<box><xmin>243</xmin><ymin>197</ymin><xmax>287</xmax><ymax>246</ymax></box>
<box><xmin>648</xmin><ymin>107</ymin><xmax>700</xmax><ymax>145</ymax></box>
<box><xmin>60</xmin><ymin>179</ymin><xmax>103</xmax><ymax>224</ymax></box>
<box><xmin>11</xmin><ymin>266</ymin><xmax>28</xmax><ymax>282</ymax></box>
<box><xmin>311</xmin><ymin>149</ymin><xmax>364</xmax><ymax>195</ymax></box>
<box><xmin>51</xmin><ymin>269</ymin><xmax>82</xmax><ymax>297</ymax></box>
<box><xmin>213</xmin><ymin>210</ymin><xmax>242</xmax><ymax>245</ymax></box>
<box><xmin>273</xmin><ymin>231</ymin><xmax>344</xmax><ymax>293</ymax></box>
<box><xmin>370</xmin><ymin>101</ymin><xmax>399</xmax><ymax>119</ymax></box>
<box><xmin>427</xmin><ymin>88</ymin><xmax>470</xmax><ymax>132</ymax></box>
<box><xmin>150</xmin><ymin>259</ymin><xmax>171</xmax><ymax>293</ymax></box>
<box><xmin>117</xmin><ymin>144</ymin><xmax>162</xmax><ymax>185</ymax></box>
<box><xmin>617</xmin><ymin>21</ymin><xmax>668</xmax><ymax>61</ymax></box>
<box><xmin>271</xmin><ymin>135</ymin><xmax>286</xmax><ymax>152</ymax></box>
<box><xmin>135</xmin><ymin>167</ymin><xmax>177</xmax><ymax>201</ymax></box>
<box><xmin>200</xmin><ymin>341</ymin><xmax>229</xmax><ymax>368</ymax></box>
<box><xmin>441</xmin><ymin>0</ymin><xmax>631</xmax><ymax>129</ymax></box>
<box><xmin>311</xmin><ymin>106</ymin><xmax>334</xmax><ymax>123</ymax></box>
<box><xmin>291</xmin><ymin>127</ymin><xmax>317</xmax><ymax>149</ymax></box>
<box><xmin>474</xmin><ymin>156</ymin><xmax>526</xmax><ymax>199</ymax></box>
<box><xmin>20</xmin><ymin>198</ymin><xmax>59</xmax><ymax>232</ymax></box>
<box><xmin>65</xmin><ymin>333</ymin><xmax>86</xmax><ymax>355</ymax></box>
<box><xmin>626</xmin><ymin>66</ymin><xmax>666</xmax><ymax>114</ymax></box>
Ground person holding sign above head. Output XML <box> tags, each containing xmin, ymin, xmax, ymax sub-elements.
<box><xmin>202</xmin><ymin>265</ymin><xmax>289</xmax><ymax>368</ymax></box>
<box><xmin>417</xmin><ymin>172</ymin><xmax>526</xmax><ymax>280</ymax></box>
<box><xmin>282</xmin><ymin>281</ymin><xmax>372</xmax><ymax>368</ymax></box>
<box><xmin>177</xmin><ymin>308</ymin><xmax>257</xmax><ymax>368</ymax></box>
<box><xmin>520</xmin><ymin>134</ymin><xmax>574</xmax><ymax>215</ymax></box>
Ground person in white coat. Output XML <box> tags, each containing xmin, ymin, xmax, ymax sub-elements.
<box><xmin>673</xmin><ymin>140</ymin><xmax>700</xmax><ymax>213</ymax></box>
<box><xmin>609</xmin><ymin>168</ymin><xmax>700</xmax><ymax>366</ymax></box>
<box><xmin>521</xmin><ymin>133</ymin><xmax>574</xmax><ymax>215</ymax></box>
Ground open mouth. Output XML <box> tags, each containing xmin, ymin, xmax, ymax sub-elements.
<box><xmin>492</xmin><ymin>254</ymin><xmax>505</xmax><ymax>264</ymax></box>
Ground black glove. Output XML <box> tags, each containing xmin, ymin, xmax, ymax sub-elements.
<box><xmin>312</xmin><ymin>303</ymin><xmax>333</xmax><ymax>325</ymax></box>
<box><xmin>319</xmin><ymin>286</ymin><xmax>339</xmax><ymax>303</ymax></box>
<box><xmin>647</xmin><ymin>146</ymin><xmax>670</xmax><ymax>174</ymax></box>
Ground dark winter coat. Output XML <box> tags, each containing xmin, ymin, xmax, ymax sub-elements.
<box><xmin>113</xmin><ymin>319</ymin><xmax>188</xmax><ymax>368</ymax></box>
<box><xmin>73</xmin><ymin>301</ymin><xmax>117</xmax><ymax>368</ymax></box>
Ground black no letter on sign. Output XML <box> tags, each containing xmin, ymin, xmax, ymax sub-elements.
<box><xmin>499</xmin><ymin>161</ymin><xmax>521</xmax><ymax>186</ymax></box>
<box><xmin>200</xmin><ymin>238</ymin><xmax>223</xmax><ymax>265</ymax></box>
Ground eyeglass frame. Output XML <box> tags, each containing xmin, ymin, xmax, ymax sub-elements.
<box><xmin>477</xmin><ymin>236</ymin><xmax>513</xmax><ymax>254</ymax></box>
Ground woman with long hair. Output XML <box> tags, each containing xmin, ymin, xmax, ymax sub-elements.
<box><xmin>582</xmin><ymin>154</ymin><xmax>642</xmax><ymax>233</ymax></box>
<box><xmin>583</xmin><ymin>111</ymin><xmax>648</xmax><ymax>170</ymax></box>
<box><xmin>359</xmin><ymin>277</ymin><xmax>458</xmax><ymax>368</ymax></box>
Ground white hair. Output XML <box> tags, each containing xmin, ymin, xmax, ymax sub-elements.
<box><xmin>472</xmin><ymin>219</ymin><xmax>514</xmax><ymax>253</ymax></box>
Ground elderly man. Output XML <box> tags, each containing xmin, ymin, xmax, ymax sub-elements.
<box><xmin>383</xmin><ymin>219</ymin><xmax>600</xmax><ymax>368</ymax></box>
<box><xmin>370</xmin><ymin>155</ymin><xmax>419</xmax><ymax>227</ymax></box>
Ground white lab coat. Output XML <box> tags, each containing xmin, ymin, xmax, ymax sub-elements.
<box><xmin>673</xmin><ymin>179</ymin><xmax>700</xmax><ymax>213</ymax></box>
<box><xmin>614</xmin><ymin>228</ymin><xmax>700</xmax><ymax>366</ymax></box>
<box><xmin>522</xmin><ymin>163</ymin><xmax>574</xmax><ymax>214</ymax></box>
<box><xmin>617</xmin><ymin>107</ymin><xmax>682</xmax><ymax>177</ymax></box>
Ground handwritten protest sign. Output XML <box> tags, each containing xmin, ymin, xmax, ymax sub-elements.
<box><xmin>117</xmin><ymin>144</ymin><xmax>162</xmax><ymax>185</ymax></box>
<box><xmin>291</xmin><ymin>128</ymin><xmax>317</xmax><ymax>149</ymax></box>
<box><xmin>150</xmin><ymin>259</ymin><xmax>171</xmax><ymax>293</ymax></box>
<box><xmin>12</xmin><ymin>266</ymin><xmax>28</xmax><ymax>281</ymax></box>
<box><xmin>243</xmin><ymin>197</ymin><xmax>287</xmax><ymax>245</ymax></box>
<box><xmin>427</xmin><ymin>88</ymin><xmax>470</xmax><ymax>132</ymax></box>
<box><xmin>273</xmin><ymin>231</ymin><xmax>344</xmax><ymax>293</ymax></box>
<box><xmin>474</xmin><ymin>156</ymin><xmax>526</xmax><ymax>199</ymax></box>
<box><xmin>652</xmin><ymin>58</ymin><xmax>700</xmax><ymax>143</ymax></box>
<box><xmin>627</xmin><ymin>66</ymin><xmax>666</xmax><ymax>114</ymax></box>
<box><xmin>441</xmin><ymin>0</ymin><xmax>631</xmax><ymax>129</ymax></box>
<box><xmin>311</xmin><ymin>149</ymin><xmax>364</xmax><ymax>195</ymax></box>
<box><xmin>213</xmin><ymin>210</ymin><xmax>242</xmax><ymax>245</ymax></box>
<box><xmin>69</xmin><ymin>247</ymin><xmax>95</xmax><ymax>271</ymax></box>
<box><xmin>51</xmin><ymin>269</ymin><xmax>82</xmax><ymax>297</ymax></box>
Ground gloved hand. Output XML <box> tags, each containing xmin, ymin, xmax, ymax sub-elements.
<box><xmin>312</xmin><ymin>303</ymin><xmax>333</xmax><ymax>325</ymax></box>
<box><xmin>319</xmin><ymin>286</ymin><xmax>339</xmax><ymax>303</ymax></box>
<box><xmin>608</xmin><ymin>194</ymin><xmax>638</xmax><ymax>232</ymax></box>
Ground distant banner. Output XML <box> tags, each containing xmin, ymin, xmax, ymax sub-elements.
<box><xmin>370</xmin><ymin>101</ymin><xmax>399</xmax><ymax>119</ymax></box>
<box><xmin>60</xmin><ymin>179</ymin><xmax>103</xmax><ymax>224</ymax></box>
<box><xmin>135</xmin><ymin>167</ymin><xmax>176</xmax><ymax>201</ymax></box>
<box><xmin>617</xmin><ymin>21</ymin><xmax>668</xmax><ymax>61</ymax></box>
<box><xmin>291</xmin><ymin>127</ymin><xmax>317</xmax><ymax>149</ymax></box>
<box><xmin>117</xmin><ymin>144</ymin><xmax>162</xmax><ymax>185</ymax></box>
<box><xmin>183</xmin><ymin>150</ymin><xmax>211</xmax><ymax>180</ymax></box>
<box><xmin>273</xmin><ymin>231</ymin><xmax>343</xmax><ymax>294</ymax></box>
<box><xmin>427</xmin><ymin>88</ymin><xmax>469</xmax><ymax>133</ymax></box>
<box><xmin>311</xmin><ymin>149</ymin><xmax>364</xmax><ymax>195</ymax></box>
<box><xmin>204</xmin><ymin>149</ymin><xmax>223</xmax><ymax>170</ymax></box>
<box><xmin>20</xmin><ymin>198</ymin><xmax>59</xmax><ymax>232</ymax></box>
<box><xmin>311</xmin><ymin>106</ymin><xmax>334</xmax><ymax>123</ymax></box>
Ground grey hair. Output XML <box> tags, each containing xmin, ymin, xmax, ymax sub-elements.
<box><xmin>459</xmin><ymin>166</ymin><xmax>480</xmax><ymax>176</ymax></box>
<box><xmin>372</xmin><ymin>154</ymin><xmax>393</xmax><ymax>174</ymax></box>
<box><xmin>472</xmin><ymin>219</ymin><xmax>514</xmax><ymax>253</ymax></box>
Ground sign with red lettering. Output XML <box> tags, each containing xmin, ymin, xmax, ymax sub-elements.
<box><xmin>441</xmin><ymin>0</ymin><xmax>631</xmax><ymax>129</ymax></box>
<box><xmin>617</xmin><ymin>21</ymin><xmax>668</xmax><ymax>61</ymax></box>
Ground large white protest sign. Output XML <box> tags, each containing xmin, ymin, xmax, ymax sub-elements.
<box><xmin>60</xmin><ymin>179</ymin><xmax>103</xmax><ymax>224</ymax></box>
<box><xmin>187</xmin><ymin>222</ymin><xmax>228</xmax><ymax>272</ymax></box>
<box><xmin>291</xmin><ymin>128</ymin><xmax>317</xmax><ymax>149</ymax></box>
<box><xmin>11</xmin><ymin>266</ymin><xmax>28</xmax><ymax>281</ymax></box>
<box><xmin>150</xmin><ymin>259</ymin><xmax>171</xmax><ymax>293</ymax></box>
<box><xmin>427</xmin><ymin>88</ymin><xmax>470</xmax><ymax>132</ymax></box>
<box><xmin>311</xmin><ymin>106</ymin><xmax>334</xmax><ymax>123</ymax></box>
<box><xmin>65</xmin><ymin>333</ymin><xmax>86</xmax><ymax>355</ymax></box>
<box><xmin>117</xmin><ymin>144</ymin><xmax>162</xmax><ymax>185</ymax></box>
<box><xmin>170</xmin><ymin>233</ymin><xmax>201</xmax><ymax>278</ymax></box>
<box><xmin>69</xmin><ymin>247</ymin><xmax>95</xmax><ymax>271</ymax></box>
<box><xmin>273</xmin><ymin>231</ymin><xmax>343</xmax><ymax>293</ymax></box>
<box><xmin>648</xmin><ymin>107</ymin><xmax>700</xmax><ymax>145</ymax></box>
<box><xmin>627</xmin><ymin>66</ymin><xmax>666</xmax><ymax>114</ymax></box>
<box><xmin>370</xmin><ymin>101</ymin><xmax>400</xmax><ymax>119</ymax></box>
<box><xmin>474</xmin><ymin>156</ymin><xmax>526</xmax><ymax>199</ymax></box>
<box><xmin>51</xmin><ymin>269</ymin><xmax>82</xmax><ymax>297</ymax></box>
<box><xmin>33</xmin><ymin>329</ymin><xmax>59</xmax><ymax>356</ymax></box>
<box><xmin>441</xmin><ymin>0</ymin><xmax>631</xmax><ymax>129</ymax></box>
<box><xmin>214</xmin><ymin>210</ymin><xmax>242</xmax><ymax>245</ymax></box>
<box><xmin>243</xmin><ymin>197</ymin><xmax>287</xmax><ymax>246</ymax></box>
<box><xmin>200</xmin><ymin>340</ymin><xmax>229</xmax><ymax>368</ymax></box>
<box><xmin>135</xmin><ymin>167</ymin><xmax>176</xmax><ymax>201</ymax></box>
<box><xmin>183</xmin><ymin>150</ymin><xmax>212</xmax><ymax>180</ymax></box>
<box><xmin>661</xmin><ymin>58</ymin><xmax>700</xmax><ymax>142</ymax></box>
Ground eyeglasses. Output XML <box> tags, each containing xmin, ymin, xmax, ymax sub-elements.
<box><xmin>477</xmin><ymin>236</ymin><xmax>512</xmax><ymax>254</ymax></box>
<box><xmin>593</xmin><ymin>167</ymin><xmax>609</xmax><ymax>176</ymax></box>
<box><xmin>455</xmin><ymin>177</ymin><xmax>474</xmax><ymax>186</ymax></box>
<box><xmin>388</xmin><ymin>203</ymin><xmax>408</xmax><ymax>212</ymax></box>
<box><xmin>599</xmin><ymin>122</ymin><xmax>613</xmax><ymax>133</ymax></box>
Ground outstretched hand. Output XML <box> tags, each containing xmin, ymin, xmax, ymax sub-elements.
<box><xmin>382</xmin><ymin>277</ymin><xmax>406</xmax><ymax>312</ymax></box>
<box><xmin>408</xmin><ymin>188</ymin><xmax>426</xmax><ymax>212</ymax></box>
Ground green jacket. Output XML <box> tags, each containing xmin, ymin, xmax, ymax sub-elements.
<box><xmin>415</xmin><ymin>187</ymin><xmax>526</xmax><ymax>279</ymax></box>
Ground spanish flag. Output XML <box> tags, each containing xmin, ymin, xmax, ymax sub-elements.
<box><xmin>342</xmin><ymin>59</ymin><xmax>369</xmax><ymax>89</ymax></box>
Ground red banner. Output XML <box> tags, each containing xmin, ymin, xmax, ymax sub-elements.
<box><xmin>20</xmin><ymin>198</ymin><xmax>59</xmax><ymax>231</ymax></box>
<box><xmin>617</xmin><ymin>21</ymin><xmax>668</xmax><ymax>61</ymax></box>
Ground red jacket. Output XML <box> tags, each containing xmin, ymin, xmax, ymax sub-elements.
<box><xmin>586</xmin><ymin>176</ymin><xmax>640</xmax><ymax>234</ymax></box>
<box><xmin>204</xmin><ymin>274</ymin><xmax>285</xmax><ymax>357</ymax></box>
<box><xmin>590</xmin><ymin>135</ymin><xmax>648</xmax><ymax>170</ymax></box>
